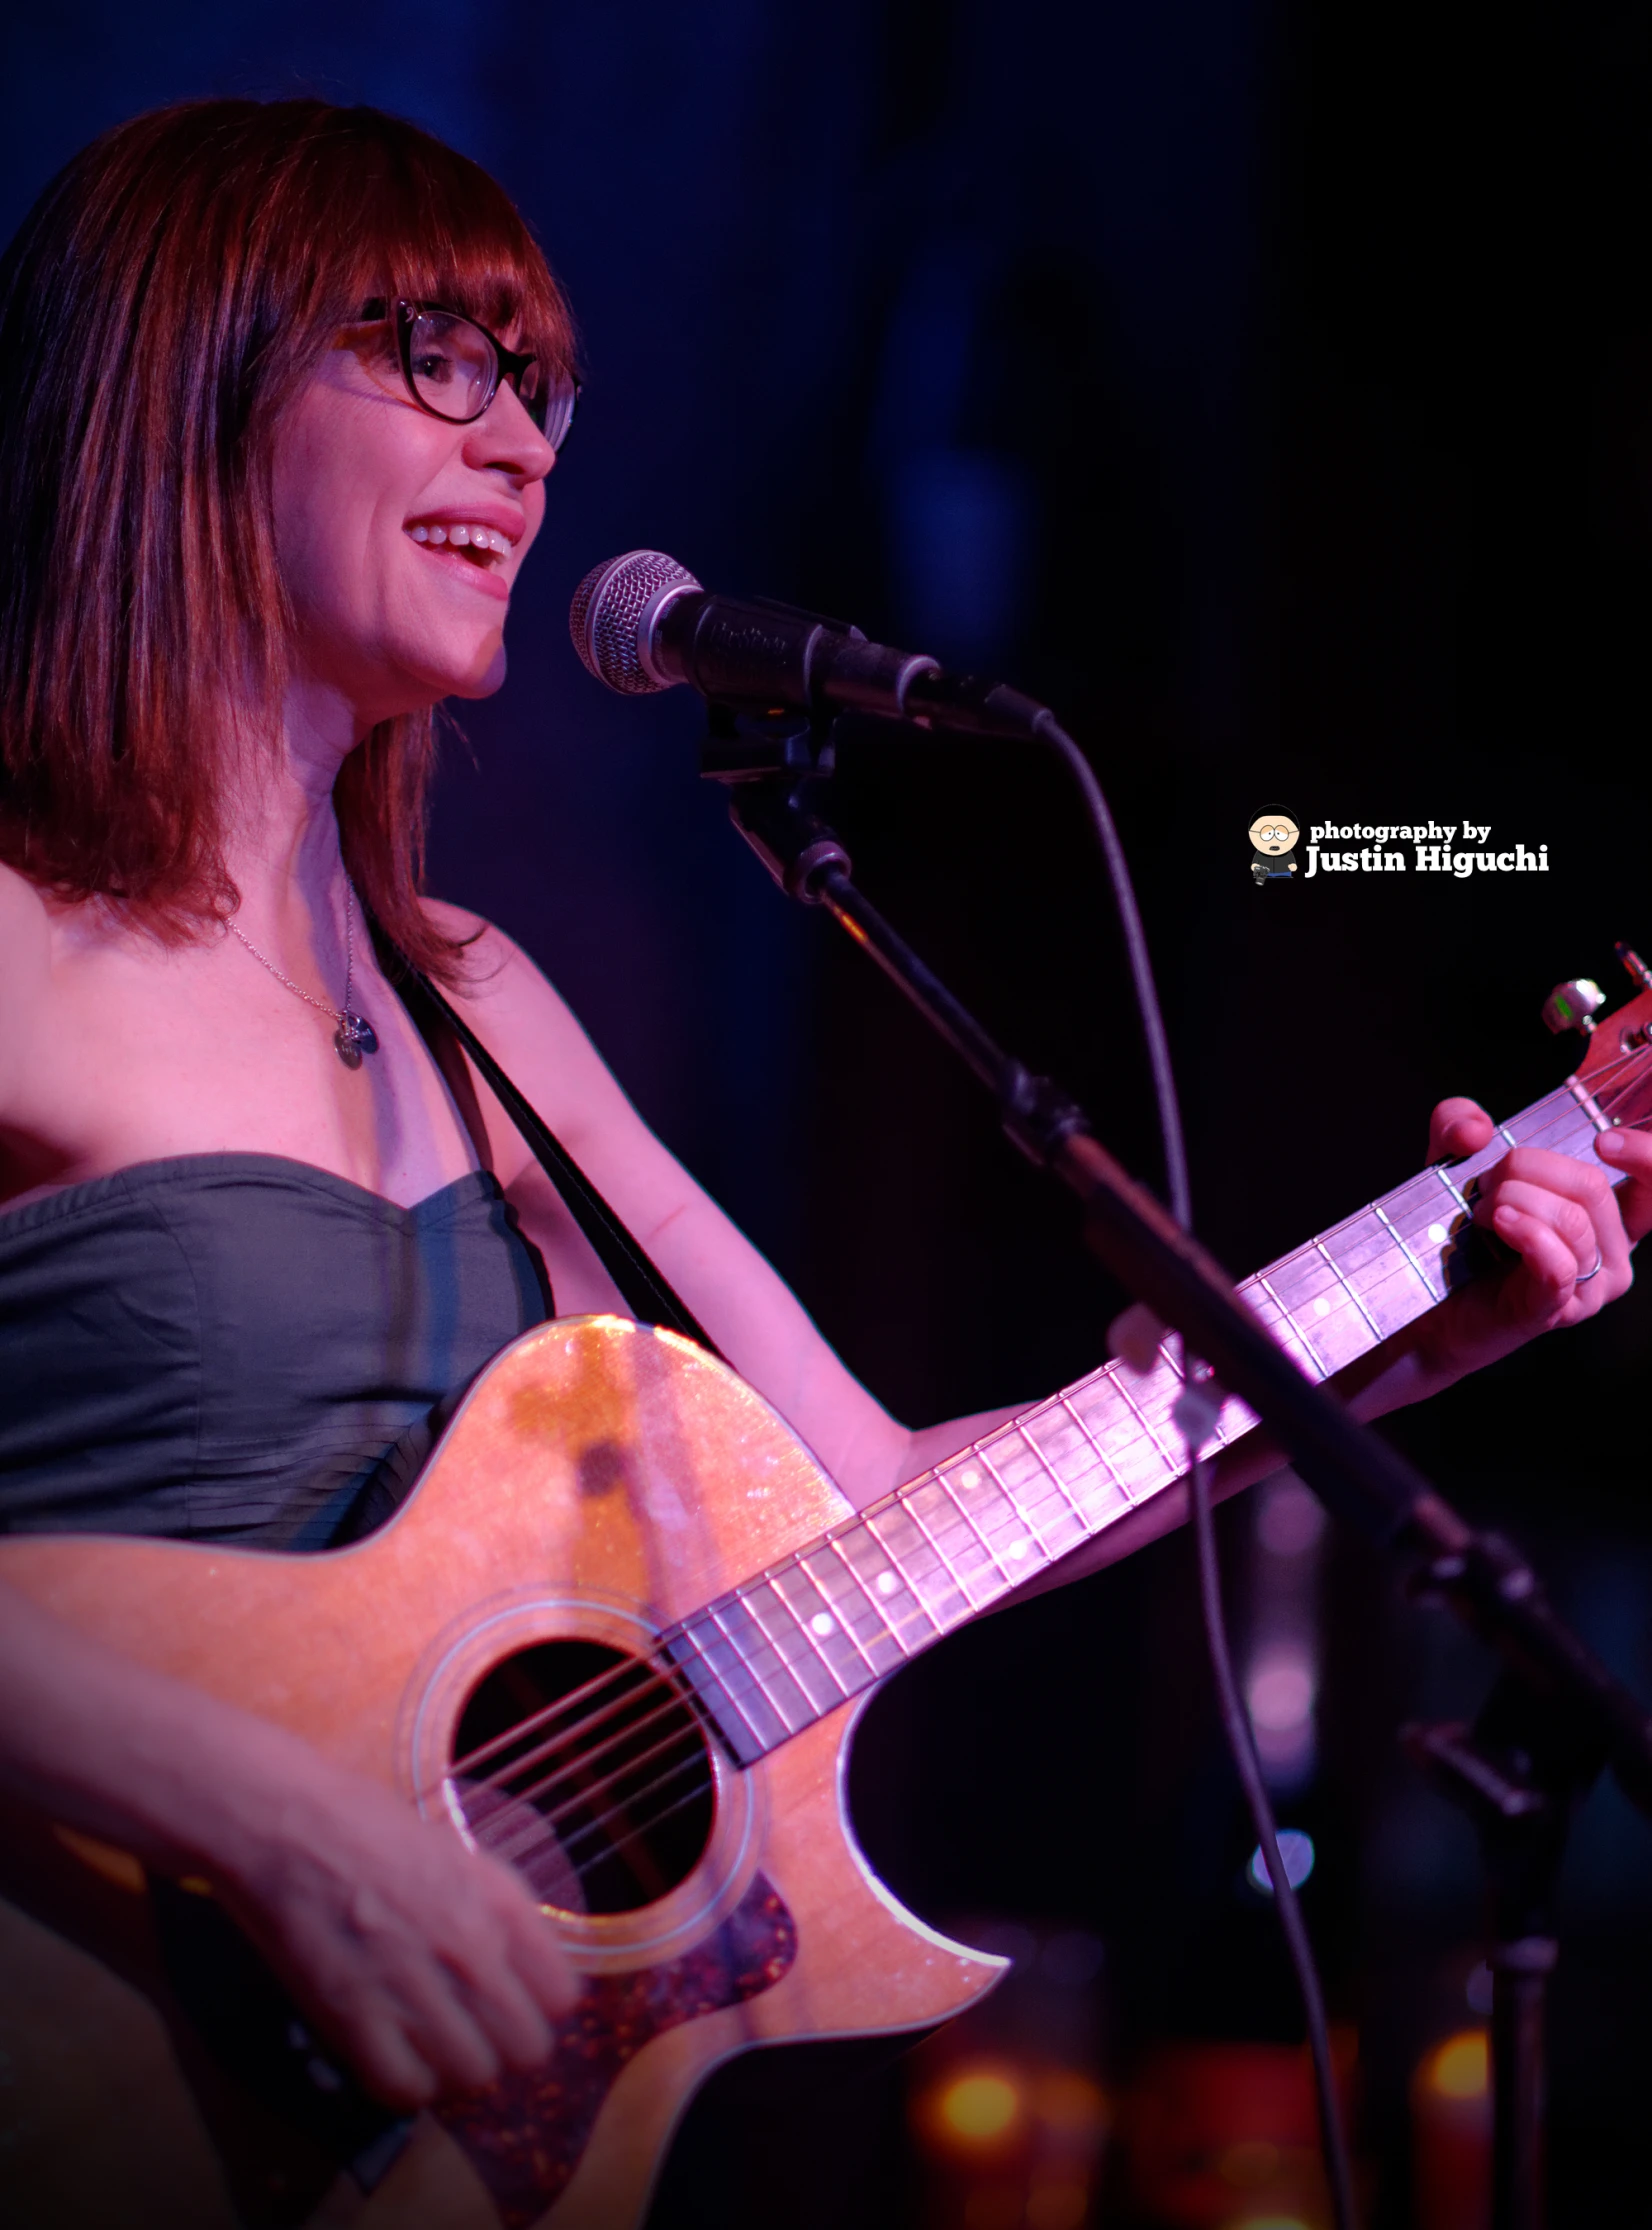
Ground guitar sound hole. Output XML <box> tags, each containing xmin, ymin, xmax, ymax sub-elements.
<box><xmin>449</xmin><ymin>1641</ymin><xmax>716</xmax><ymax>1916</ymax></box>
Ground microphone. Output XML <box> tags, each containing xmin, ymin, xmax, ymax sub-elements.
<box><xmin>569</xmin><ymin>550</ymin><xmax>1052</xmax><ymax>741</ymax></box>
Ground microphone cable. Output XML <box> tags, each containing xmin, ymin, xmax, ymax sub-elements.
<box><xmin>1036</xmin><ymin>714</ymin><xmax>1358</xmax><ymax>2230</ymax></box>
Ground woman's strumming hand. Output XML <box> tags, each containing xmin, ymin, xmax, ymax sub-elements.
<box><xmin>212</xmin><ymin>1751</ymin><xmax>579</xmax><ymax>2109</ymax></box>
<box><xmin>0</xmin><ymin>1582</ymin><xmax>578</xmax><ymax>2113</ymax></box>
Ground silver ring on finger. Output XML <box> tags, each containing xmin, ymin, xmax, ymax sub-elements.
<box><xmin>1575</xmin><ymin>1251</ymin><xmax>1604</xmax><ymax>1285</ymax></box>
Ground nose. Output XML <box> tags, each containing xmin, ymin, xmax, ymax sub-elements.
<box><xmin>462</xmin><ymin>381</ymin><xmax>557</xmax><ymax>484</ymax></box>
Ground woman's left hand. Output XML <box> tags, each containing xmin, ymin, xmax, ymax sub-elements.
<box><xmin>1397</xmin><ymin>1097</ymin><xmax>1652</xmax><ymax>1394</ymax></box>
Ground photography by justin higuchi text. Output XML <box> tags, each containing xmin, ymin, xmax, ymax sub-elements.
<box><xmin>1247</xmin><ymin>811</ymin><xmax>1550</xmax><ymax>885</ymax></box>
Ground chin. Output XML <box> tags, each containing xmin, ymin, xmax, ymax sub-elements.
<box><xmin>449</xmin><ymin>646</ymin><xmax>508</xmax><ymax>700</ymax></box>
<box><xmin>410</xmin><ymin>638</ymin><xmax>508</xmax><ymax>704</ymax></box>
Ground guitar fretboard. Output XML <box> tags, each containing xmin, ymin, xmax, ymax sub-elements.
<box><xmin>663</xmin><ymin>1079</ymin><xmax>1610</xmax><ymax>1765</ymax></box>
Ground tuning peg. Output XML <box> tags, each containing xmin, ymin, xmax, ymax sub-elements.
<box><xmin>1542</xmin><ymin>979</ymin><xmax>1605</xmax><ymax>1037</ymax></box>
<box><xmin>1616</xmin><ymin>943</ymin><xmax>1652</xmax><ymax>989</ymax></box>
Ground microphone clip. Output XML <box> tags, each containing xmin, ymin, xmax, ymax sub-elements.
<box><xmin>700</xmin><ymin>700</ymin><xmax>836</xmax><ymax>786</ymax></box>
<box><xmin>701</xmin><ymin>702</ymin><xmax>851</xmax><ymax>904</ymax></box>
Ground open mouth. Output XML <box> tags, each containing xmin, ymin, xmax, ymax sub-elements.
<box><xmin>406</xmin><ymin>520</ymin><xmax>514</xmax><ymax>571</ymax></box>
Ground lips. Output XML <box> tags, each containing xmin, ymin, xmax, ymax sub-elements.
<box><xmin>404</xmin><ymin>513</ymin><xmax>521</xmax><ymax>603</ymax></box>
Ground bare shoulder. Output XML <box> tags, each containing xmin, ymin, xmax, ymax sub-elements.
<box><xmin>415</xmin><ymin>899</ymin><xmax>636</xmax><ymax>1140</ymax></box>
<box><xmin>0</xmin><ymin>865</ymin><xmax>53</xmax><ymax>1107</ymax></box>
<box><xmin>417</xmin><ymin>898</ymin><xmax>593</xmax><ymax>1047</ymax></box>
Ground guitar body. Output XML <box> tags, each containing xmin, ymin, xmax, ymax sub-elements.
<box><xmin>0</xmin><ymin>1316</ymin><xmax>1003</xmax><ymax>2230</ymax></box>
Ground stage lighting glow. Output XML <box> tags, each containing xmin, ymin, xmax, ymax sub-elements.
<box><xmin>1031</xmin><ymin>2069</ymin><xmax>1109</xmax><ymax>2134</ymax></box>
<box><xmin>1256</xmin><ymin>1476</ymin><xmax>1327</xmax><ymax>1556</ymax></box>
<box><xmin>1025</xmin><ymin>2176</ymin><xmax>1089</xmax><ymax>2228</ymax></box>
<box><xmin>1218</xmin><ymin>2137</ymin><xmax>1281</xmax><ymax>2186</ymax></box>
<box><xmin>963</xmin><ymin>2185</ymin><xmax>1023</xmax><ymax>2230</ymax></box>
<box><xmin>1246</xmin><ymin>1829</ymin><xmax>1316</xmax><ymax>1894</ymax></box>
<box><xmin>1422</xmin><ymin>2030</ymin><xmax>1489</xmax><ymax>2100</ymax></box>
<box><xmin>940</xmin><ymin>2072</ymin><xmax>1022</xmax><ymax>2140</ymax></box>
<box><xmin>1246</xmin><ymin>1648</ymin><xmax>1316</xmax><ymax>1731</ymax></box>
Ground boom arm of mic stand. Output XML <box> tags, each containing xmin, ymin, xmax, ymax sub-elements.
<box><xmin>718</xmin><ymin>761</ymin><xmax>1652</xmax><ymax>1825</ymax></box>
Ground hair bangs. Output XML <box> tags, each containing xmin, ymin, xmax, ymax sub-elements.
<box><xmin>327</xmin><ymin>121</ymin><xmax>578</xmax><ymax>382</ymax></box>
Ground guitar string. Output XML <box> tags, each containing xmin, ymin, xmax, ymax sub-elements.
<box><xmin>482</xmin><ymin>1726</ymin><xmax>707</xmax><ymax>1855</ymax></box>
<box><xmin>470</xmin><ymin>1725</ymin><xmax>710</xmax><ymax>1863</ymax></box>
<box><xmin>498</xmin><ymin>1748</ymin><xmax>713</xmax><ymax>1885</ymax></box>
<box><xmin>457</xmin><ymin>1262</ymin><xmax>1652</xmax><ymax>1882</ymax></box>
<box><xmin>1569</xmin><ymin>1042</ymin><xmax>1651</xmax><ymax>1095</ymax></box>
<box><xmin>443</xmin><ymin>1503</ymin><xmax>1014</xmax><ymax>1799</ymax></box>
<box><xmin>485</xmin><ymin>1776</ymin><xmax>721</xmax><ymax>1895</ymax></box>
<box><xmin>447</xmin><ymin>1642</ymin><xmax>828</xmax><ymax>1842</ymax></box>
<box><xmin>453</xmin><ymin>1658</ymin><xmax>672</xmax><ymax>1787</ymax></box>
<box><xmin>448</xmin><ymin>1655</ymin><xmax>663</xmax><ymax>1782</ymax></box>
<box><xmin>438</xmin><ymin>1090</ymin><xmax>1652</xmax><ymax>1889</ymax></box>
<box><xmin>439</xmin><ymin>1514</ymin><xmax>1025</xmax><ymax>1821</ymax></box>
<box><xmin>444</xmin><ymin>1200</ymin><xmax>1651</xmax><ymax>1873</ymax></box>
<box><xmin>470</xmin><ymin>1685</ymin><xmax>709</xmax><ymax>1826</ymax></box>
<box><xmin>439</xmin><ymin>1367</ymin><xmax>1227</xmax><ymax>1812</ymax></box>
<box><xmin>437</xmin><ymin>1540</ymin><xmax>948</xmax><ymax>1794</ymax></box>
<box><xmin>459</xmin><ymin>1697</ymin><xmax>718</xmax><ymax>1891</ymax></box>
<box><xmin>440</xmin><ymin>1074</ymin><xmax>1652</xmax><ymax>1798</ymax></box>
<box><xmin>436</xmin><ymin>1468</ymin><xmax>1055</xmax><ymax>1793</ymax></box>
<box><xmin>446</xmin><ymin>1666</ymin><xmax>712</xmax><ymax>1839</ymax></box>
<box><xmin>467</xmin><ymin>1738</ymin><xmax>715</xmax><ymax>1893</ymax></box>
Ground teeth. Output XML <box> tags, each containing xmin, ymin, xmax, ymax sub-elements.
<box><xmin>407</xmin><ymin>521</ymin><xmax>510</xmax><ymax>557</ymax></box>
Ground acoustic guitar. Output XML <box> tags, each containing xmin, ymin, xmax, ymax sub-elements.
<box><xmin>3</xmin><ymin>977</ymin><xmax>1649</xmax><ymax>2230</ymax></box>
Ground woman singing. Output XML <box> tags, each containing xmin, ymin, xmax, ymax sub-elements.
<box><xmin>0</xmin><ymin>96</ymin><xmax>1643</xmax><ymax>2221</ymax></box>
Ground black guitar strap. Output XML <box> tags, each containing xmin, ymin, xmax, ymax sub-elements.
<box><xmin>373</xmin><ymin>928</ymin><xmax>726</xmax><ymax>1362</ymax></box>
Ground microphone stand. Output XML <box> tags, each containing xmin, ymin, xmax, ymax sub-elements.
<box><xmin>701</xmin><ymin>699</ymin><xmax>1652</xmax><ymax>2230</ymax></box>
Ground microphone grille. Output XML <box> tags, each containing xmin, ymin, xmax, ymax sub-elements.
<box><xmin>570</xmin><ymin>549</ymin><xmax>702</xmax><ymax>694</ymax></box>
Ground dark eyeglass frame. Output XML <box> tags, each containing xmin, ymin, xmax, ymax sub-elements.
<box><xmin>358</xmin><ymin>296</ymin><xmax>580</xmax><ymax>450</ymax></box>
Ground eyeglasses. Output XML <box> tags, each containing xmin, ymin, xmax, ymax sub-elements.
<box><xmin>359</xmin><ymin>297</ymin><xmax>580</xmax><ymax>451</ymax></box>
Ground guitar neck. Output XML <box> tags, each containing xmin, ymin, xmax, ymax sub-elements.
<box><xmin>665</xmin><ymin>1076</ymin><xmax>1612</xmax><ymax>1766</ymax></box>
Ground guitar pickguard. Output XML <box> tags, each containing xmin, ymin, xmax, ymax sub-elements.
<box><xmin>437</xmin><ymin>1872</ymin><xmax>797</xmax><ymax>2228</ymax></box>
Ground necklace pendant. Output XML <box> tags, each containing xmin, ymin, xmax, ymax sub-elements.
<box><xmin>334</xmin><ymin>1012</ymin><xmax>379</xmax><ymax>1069</ymax></box>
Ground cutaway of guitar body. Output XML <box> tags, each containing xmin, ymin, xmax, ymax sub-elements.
<box><xmin>0</xmin><ymin>1316</ymin><xmax>1004</xmax><ymax>2230</ymax></box>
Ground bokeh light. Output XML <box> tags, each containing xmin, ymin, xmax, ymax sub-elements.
<box><xmin>1421</xmin><ymin>2029</ymin><xmax>1489</xmax><ymax>2101</ymax></box>
<box><xmin>939</xmin><ymin>2071</ymin><xmax>1024</xmax><ymax>2143</ymax></box>
<box><xmin>1246</xmin><ymin>1830</ymin><xmax>1316</xmax><ymax>1895</ymax></box>
<box><xmin>1246</xmin><ymin>1649</ymin><xmax>1317</xmax><ymax>1732</ymax></box>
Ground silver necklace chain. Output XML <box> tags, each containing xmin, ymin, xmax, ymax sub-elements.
<box><xmin>227</xmin><ymin>878</ymin><xmax>380</xmax><ymax>1069</ymax></box>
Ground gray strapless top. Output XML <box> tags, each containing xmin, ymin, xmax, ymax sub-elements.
<box><xmin>0</xmin><ymin>1154</ymin><xmax>552</xmax><ymax>1549</ymax></box>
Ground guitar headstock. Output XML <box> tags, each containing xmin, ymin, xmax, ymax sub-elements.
<box><xmin>1561</xmin><ymin>945</ymin><xmax>1652</xmax><ymax>1136</ymax></box>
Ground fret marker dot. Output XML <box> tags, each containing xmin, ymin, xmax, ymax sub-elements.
<box><xmin>958</xmin><ymin>1468</ymin><xmax>982</xmax><ymax>1490</ymax></box>
<box><xmin>810</xmin><ymin>1612</ymin><xmax>835</xmax><ymax>1637</ymax></box>
<box><xmin>1313</xmin><ymin>1296</ymin><xmax>1331</xmax><ymax>1318</ymax></box>
<box><xmin>1008</xmin><ymin>1538</ymin><xmax>1030</xmax><ymax>1560</ymax></box>
<box><xmin>876</xmin><ymin>1571</ymin><xmax>900</xmax><ymax>1596</ymax></box>
<box><xmin>1427</xmin><ymin>1222</ymin><xmax>1450</xmax><ymax>1245</ymax></box>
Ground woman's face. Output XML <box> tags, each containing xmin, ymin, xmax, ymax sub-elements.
<box><xmin>270</xmin><ymin>316</ymin><xmax>557</xmax><ymax>738</ymax></box>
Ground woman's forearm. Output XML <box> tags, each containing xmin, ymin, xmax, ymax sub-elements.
<box><xmin>0</xmin><ymin>1576</ymin><xmax>333</xmax><ymax>1884</ymax></box>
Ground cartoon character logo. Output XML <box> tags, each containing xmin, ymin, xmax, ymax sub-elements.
<box><xmin>1249</xmin><ymin>806</ymin><xmax>1301</xmax><ymax>885</ymax></box>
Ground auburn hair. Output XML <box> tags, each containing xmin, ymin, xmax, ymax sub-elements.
<box><xmin>0</xmin><ymin>98</ymin><xmax>576</xmax><ymax>980</ymax></box>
